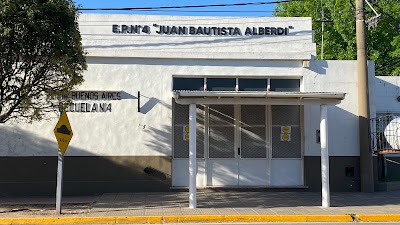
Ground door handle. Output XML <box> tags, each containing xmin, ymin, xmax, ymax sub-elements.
<box><xmin>238</xmin><ymin>148</ymin><xmax>241</xmax><ymax>155</ymax></box>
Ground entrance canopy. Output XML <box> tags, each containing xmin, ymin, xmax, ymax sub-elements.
<box><xmin>173</xmin><ymin>90</ymin><xmax>346</xmax><ymax>209</ymax></box>
<box><xmin>173</xmin><ymin>91</ymin><xmax>346</xmax><ymax>105</ymax></box>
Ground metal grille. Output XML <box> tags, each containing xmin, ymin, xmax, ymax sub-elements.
<box><xmin>174</xmin><ymin>102</ymin><xmax>189</xmax><ymax>125</ymax></box>
<box><xmin>241</xmin><ymin>105</ymin><xmax>266</xmax><ymax>158</ymax></box>
<box><xmin>173</xmin><ymin>126</ymin><xmax>189</xmax><ymax>158</ymax></box>
<box><xmin>209</xmin><ymin>105</ymin><xmax>234</xmax><ymax>125</ymax></box>
<box><xmin>209</xmin><ymin>126</ymin><xmax>235</xmax><ymax>158</ymax></box>
<box><xmin>209</xmin><ymin>105</ymin><xmax>235</xmax><ymax>158</ymax></box>
<box><xmin>271</xmin><ymin>105</ymin><xmax>301</xmax><ymax>158</ymax></box>
<box><xmin>196</xmin><ymin>105</ymin><xmax>205</xmax><ymax>158</ymax></box>
<box><xmin>370</xmin><ymin>114</ymin><xmax>400</xmax><ymax>152</ymax></box>
<box><xmin>241</xmin><ymin>127</ymin><xmax>266</xmax><ymax>158</ymax></box>
<box><xmin>272</xmin><ymin>127</ymin><xmax>301</xmax><ymax>158</ymax></box>
<box><xmin>173</xmin><ymin>101</ymin><xmax>204</xmax><ymax>158</ymax></box>
<box><xmin>271</xmin><ymin>106</ymin><xmax>300</xmax><ymax>125</ymax></box>
<box><xmin>241</xmin><ymin>105</ymin><xmax>265</xmax><ymax>125</ymax></box>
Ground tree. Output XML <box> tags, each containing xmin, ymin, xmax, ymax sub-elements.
<box><xmin>0</xmin><ymin>0</ymin><xmax>86</xmax><ymax>123</ymax></box>
<box><xmin>391</xmin><ymin>36</ymin><xmax>400</xmax><ymax>75</ymax></box>
<box><xmin>274</xmin><ymin>0</ymin><xmax>400</xmax><ymax>76</ymax></box>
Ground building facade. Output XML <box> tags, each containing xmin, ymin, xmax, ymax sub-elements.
<box><xmin>0</xmin><ymin>14</ymin><xmax>387</xmax><ymax>196</ymax></box>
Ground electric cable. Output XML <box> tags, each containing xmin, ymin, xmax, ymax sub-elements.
<box><xmin>370</xmin><ymin>2</ymin><xmax>400</xmax><ymax>25</ymax></box>
<box><xmin>119</xmin><ymin>10</ymin><xmax>277</xmax><ymax>13</ymax></box>
<box><xmin>375</xmin><ymin>58</ymin><xmax>400</xmax><ymax>75</ymax></box>
<box><xmin>375</xmin><ymin>59</ymin><xmax>400</xmax><ymax>76</ymax></box>
<box><xmin>78</xmin><ymin>0</ymin><xmax>297</xmax><ymax>11</ymax></box>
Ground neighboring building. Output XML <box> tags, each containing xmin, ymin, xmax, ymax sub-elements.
<box><xmin>1</xmin><ymin>14</ymin><xmax>393</xmax><ymax>196</ymax></box>
<box><xmin>373</xmin><ymin>77</ymin><xmax>400</xmax><ymax>185</ymax></box>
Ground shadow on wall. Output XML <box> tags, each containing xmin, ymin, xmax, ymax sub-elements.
<box><xmin>139</xmin><ymin>94</ymin><xmax>171</xmax><ymax>114</ymax></box>
<box><xmin>305</xmin><ymin>74</ymin><xmax>400</xmax><ymax>191</ymax></box>
<box><xmin>84</xmin><ymin>30</ymin><xmax>313</xmax><ymax>50</ymax></box>
<box><xmin>143</xmin><ymin>124</ymin><xmax>172</xmax><ymax>158</ymax></box>
<box><xmin>0</xmin><ymin>125</ymin><xmax>173</xmax><ymax>197</ymax></box>
<box><xmin>86</xmin><ymin>57</ymin><xmax>303</xmax><ymax>69</ymax></box>
<box><xmin>120</xmin><ymin>91</ymin><xmax>137</xmax><ymax>100</ymax></box>
<box><xmin>308</xmin><ymin>60</ymin><xmax>328</xmax><ymax>75</ymax></box>
<box><xmin>304</xmin><ymin>105</ymin><xmax>362</xmax><ymax>192</ymax></box>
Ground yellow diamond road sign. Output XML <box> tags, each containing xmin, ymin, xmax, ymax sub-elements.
<box><xmin>54</xmin><ymin>112</ymin><xmax>73</xmax><ymax>155</ymax></box>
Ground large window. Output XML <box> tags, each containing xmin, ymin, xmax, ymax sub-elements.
<box><xmin>239</xmin><ymin>79</ymin><xmax>268</xmax><ymax>91</ymax></box>
<box><xmin>173</xmin><ymin>77</ymin><xmax>300</xmax><ymax>92</ymax></box>
<box><xmin>173</xmin><ymin>78</ymin><xmax>204</xmax><ymax>91</ymax></box>
<box><xmin>270</xmin><ymin>79</ymin><xmax>300</xmax><ymax>92</ymax></box>
<box><xmin>207</xmin><ymin>78</ymin><xmax>236</xmax><ymax>91</ymax></box>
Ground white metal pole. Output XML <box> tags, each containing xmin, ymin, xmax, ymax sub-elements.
<box><xmin>320</xmin><ymin>104</ymin><xmax>330</xmax><ymax>207</ymax></box>
<box><xmin>204</xmin><ymin>106</ymin><xmax>210</xmax><ymax>186</ymax></box>
<box><xmin>321</xmin><ymin>20</ymin><xmax>325</xmax><ymax>60</ymax></box>
<box><xmin>189</xmin><ymin>103</ymin><xmax>197</xmax><ymax>208</ymax></box>
<box><xmin>56</xmin><ymin>150</ymin><xmax>64</xmax><ymax>214</ymax></box>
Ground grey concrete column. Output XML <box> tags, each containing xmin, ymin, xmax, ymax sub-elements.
<box><xmin>189</xmin><ymin>103</ymin><xmax>197</xmax><ymax>208</ymax></box>
<box><xmin>356</xmin><ymin>0</ymin><xmax>374</xmax><ymax>192</ymax></box>
<box><xmin>320</xmin><ymin>104</ymin><xmax>330</xmax><ymax>207</ymax></box>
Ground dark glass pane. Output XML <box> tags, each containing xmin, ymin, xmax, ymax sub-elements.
<box><xmin>239</xmin><ymin>79</ymin><xmax>267</xmax><ymax>91</ymax></box>
<box><xmin>207</xmin><ymin>78</ymin><xmax>236</xmax><ymax>91</ymax></box>
<box><xmin>270</xmin><ymin>79</ymin><xmax>300</xmax><ymax>92</ymax></box>
<box><xmin>173</xmin><ymin>78</ymin><xmax>204</xmax><ymax>91</ymax></box>
<box><xmin>271</xmin><ymin>105</ymin><xmax>300</xmax><ymax>125</ymax></box>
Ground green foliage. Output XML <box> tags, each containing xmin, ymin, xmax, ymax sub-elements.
<box><xmin>391</xmin><ymin>36</ymin><xmax>400</xmax><ymax>75</ymax></box>
<box><xmin>0</xmin><ymin>0</ymin><xmax>86</xmax><ymax>123</ymax></box>
<box><xmin>274</xmin><ymin>0</ymin><xmax>400</xmax><ymax>76</ymax></box>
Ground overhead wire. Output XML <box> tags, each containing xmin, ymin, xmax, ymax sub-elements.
<box><xmin>118</xmin><ymin>10</ymin><xmax>277</xmax><ymax>13</ymax></box>
<box><xmin>78</xmin><ymin>0</ymin><xmax>296</xmax><ymax>11</ymax></box>
<box><xmin>374</xmin><ymin>56</ymin><xmax>400</xmax><ymax>73</ymax></box>
<box><xmin>370</xmin><ymin>2</ymin><xmax>400</xmax><ymax>24</ymax></box>
<box><xmin>375</xmin><ymin>59</ymin><xmax>400</xmax><ymax>76</ymax></box>
<box><xmin>368</xmin><ymin>2</ymin><xmax>400</xmax><ymax>32</ymax></box>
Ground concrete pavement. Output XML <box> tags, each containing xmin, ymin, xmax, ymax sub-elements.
<box><xmin>0</xmin><ymin>189</ymin><xmax>400</xmax><ymax>223</ymax></box>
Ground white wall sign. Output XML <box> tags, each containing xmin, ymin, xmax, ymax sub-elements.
<box><xmin>280</xmin><ymin>125</ymin><xmax>291</xmax><ymax>142</ymax></box>
<box><xmin>183</xmin><ymin>125</ymin><xmax>189</xmax><ymax>141</ymax></box>
<box><xmin>63</xmin><ymin>91</ymin><xmax>122</xmax><ymax>113</ymax></box>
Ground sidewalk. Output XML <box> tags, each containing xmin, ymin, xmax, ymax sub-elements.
<box><xmin>1</xmin><ymin>189</ymin><xmax>400</xmax><ymax>223</ymax></box>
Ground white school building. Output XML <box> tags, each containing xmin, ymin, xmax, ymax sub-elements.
<box><xmin>1</xmin><ymin>14</ymin><xmax>400</xmax><ymax>202</ymax></box>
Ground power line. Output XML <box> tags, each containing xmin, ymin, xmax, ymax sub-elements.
<box><xmin>97</xmin><ymin>10</ymin><xmax>277</xmax><ymax>13</ymax></box>
<box><xmin>370</xmin><ymin>2</ymin><xmax>400</xmax><ymax>24</ymax></box>
<box><xmin>375</xmin><ymin>59</ymin><xmax>400</xmax><ymax>76</ymax></box>
<box><xmin>79</xmin><ymin>1</ymin><xmax>293</xmax><ymax>11</ymax></box>
<box><xmin>375</xmin><ymin>57</ymin><xmax>400</xmax><ymax>74</ymax></box>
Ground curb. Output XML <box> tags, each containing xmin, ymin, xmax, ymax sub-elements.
<box><xmin>2</xmin><ymin>214</ymin><xmax>400</xmax><ymax>224</ymax></box>
<box><xmin>0</xmin><ymin>215</ymin><xmax>354</xmax><ymax>224</ymax></box>
<box><xmin>357</xmin><ymin>214</ymin><xmax>400</xmax><ymax>222</ymax></box>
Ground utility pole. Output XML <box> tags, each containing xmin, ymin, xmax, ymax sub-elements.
<box><xmin>321</xmin><ymin>11</ymin><xmax>325</xmax><ymax>59</ymax></box>
<box><xmin>356</xmin><ymin>0</ymin><xmax>374</xmax><ymax>192</ymax></box>
<box><xmin>317</xmin><ymin>18</ymin><xmax>333</xmax><ymax>59</ymax></box>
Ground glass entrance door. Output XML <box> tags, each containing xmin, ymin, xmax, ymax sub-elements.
<box><xmin>238</xmin><ymin>105</ymin><xmax>269</xmax><ymax>186</ymax></box>
<box><xmin>207</xmin><ymin>104</ymin><xmax>269</xmax><ymax>186</ymax></box>
<box><xmin>208</xmin><ymin>104</ymin><xmax>238</xmax><ymax>186</ymax></box>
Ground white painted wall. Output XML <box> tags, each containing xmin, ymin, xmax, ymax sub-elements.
<box><xmin>1</xmin><ymin>56</ymin><xmax>316</xmax><ymax>157</ymax></box>
<box><xmin>0</xmin><ymin>15</ymin><xmax>383</xmax><ymax>159</ymax></box>
<box><xmin>0</xmin><ymin>14</ymin><xmax>316</xmax><ymax>157</ymax></box>
<box><xmin>303</xmin><ymin>60</ymin><xmax>375</xmax><ymax>156</ymax></box>
<box><xmin>375</xmin><ymin>76</ymin><xmax>400</xmax><ymax>114</ymax></box>
<box><xmin>79</xmin><ymin>14</ymin><xmax>315</xmax><ymax>60</ymax></box>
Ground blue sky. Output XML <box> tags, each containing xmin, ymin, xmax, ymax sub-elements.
<box><xmin>73</xmin><ymin>0</ymin><xmax>276</xmax><ymax>17</ymax></box>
